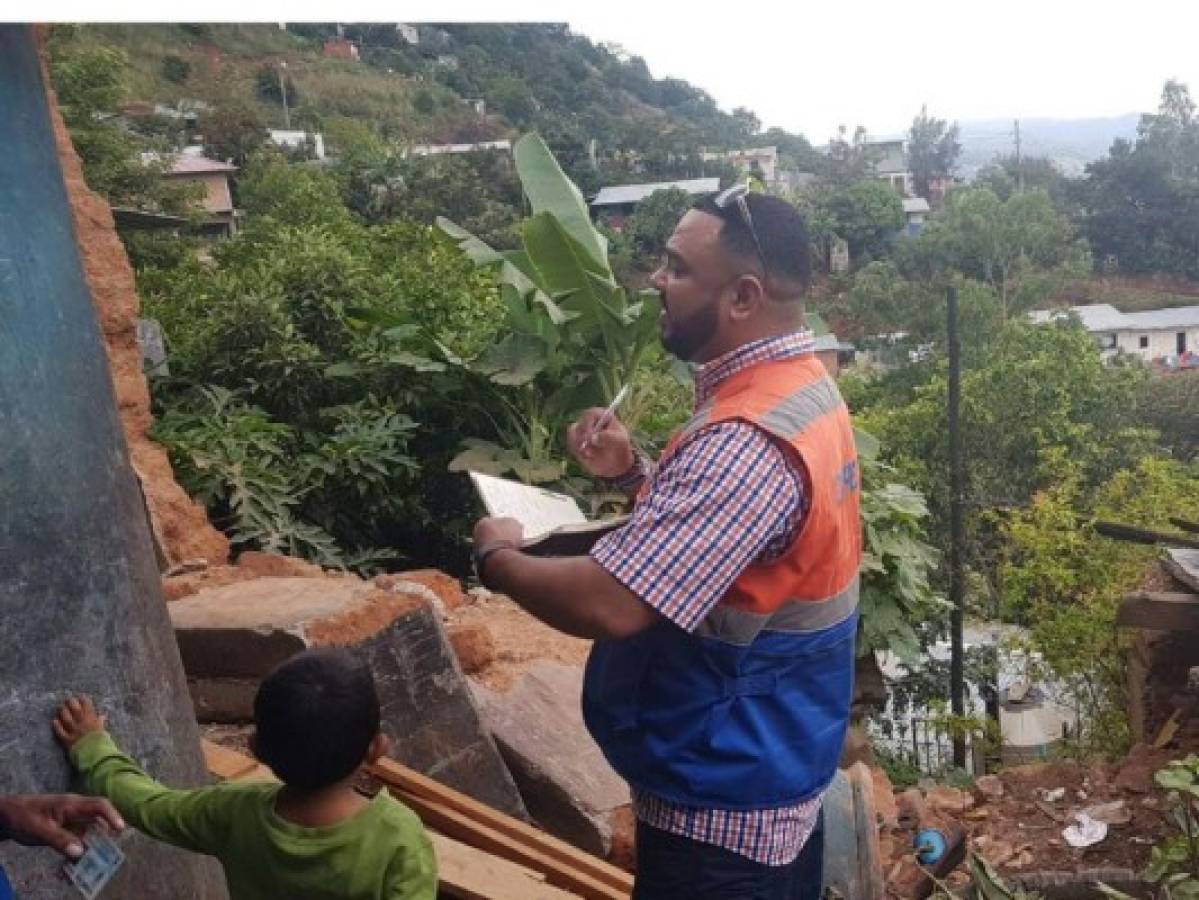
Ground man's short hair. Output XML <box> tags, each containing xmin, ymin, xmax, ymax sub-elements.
<box><xmin>254</xmin><ymin>648</ymin><xmax>380</xmax><ymax>790</ymax></box>
<box><xmin>694</xmin><ymin>192</ymin><xmax>812</xmax><ymax>293</ymax></box>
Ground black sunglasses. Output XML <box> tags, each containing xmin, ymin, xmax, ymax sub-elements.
<box><xmin>713</xmin><ymin>183</ymin><xmax>768</xmax><ymax>273</ymax></box>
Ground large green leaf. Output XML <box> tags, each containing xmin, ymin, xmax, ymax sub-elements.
<box><xmin>436</xmin><ymin>217</ymin><xmax>503</xmax><ymax>266</ymax></box>
<box><xmin>474</xmin><ymin>333</ymin><xmax>549</xmax><ymax>386</ymax></box>
<box><xmin>438</xmin><ymin>216</ymin><xmax>568</xmax><ymax>325</ymax></box>
<box><xmin>514</xmin><ymin>134</ymin><xmax>608</xmax><ymax>270</ymax></box>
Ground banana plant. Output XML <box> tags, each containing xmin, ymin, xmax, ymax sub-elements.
<box><xmin>439</xmin><ymin>133</ymin><xmax>661</xmax><ymax>483</ymax></box>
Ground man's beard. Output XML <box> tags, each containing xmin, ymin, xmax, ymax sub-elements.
<box><xmin>660</xmin><ymin>297</ymin><xmax>719</xmax><ymax>362</ymax></box>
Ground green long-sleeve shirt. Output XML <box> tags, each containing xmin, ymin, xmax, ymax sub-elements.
<box><xmin>70</xmin><ymin>732</ymin><xmax>436</xmax><ymax>900</ymax></box>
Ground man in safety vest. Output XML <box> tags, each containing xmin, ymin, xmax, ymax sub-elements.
<box><xmin>472</xmin><ymin>186</ymin><xmax>861</xmax><ymax>899</ymax></box>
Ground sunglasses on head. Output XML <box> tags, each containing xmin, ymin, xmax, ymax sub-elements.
<box><xmin>713</xmin><ymin>183</ymin><xmax>768</xmax><ymax>273</ymax></box>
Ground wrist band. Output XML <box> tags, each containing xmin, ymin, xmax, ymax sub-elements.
<box><xmin>473</xmin><ymin>539</ymin><xmax>517</xmax><ymax>587</ymax></box>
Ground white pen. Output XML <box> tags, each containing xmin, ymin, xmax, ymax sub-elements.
<box><xmin>584</xmin><ymin>384</ymin><xmax>631</xmax><ymax>449</ymax></box>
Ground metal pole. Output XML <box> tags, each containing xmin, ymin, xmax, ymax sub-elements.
<box><xmin>278</xmin><ymin>61</ymin><xmax>291</xmax><ymax>129</ymax></box>
<box><xmin>947</xmin><ymin>285</ymin><xmax>967</xmax><ymax>768</ymax></box>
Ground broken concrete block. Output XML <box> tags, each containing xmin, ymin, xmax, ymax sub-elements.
<box><xmin>448</xmin><ymin>623</ymin><xmax>496</xmax><ymax>675</ymax></box>
<box><xmin>378</xmin><ymin>569</ymin><xmax>471</xmax><ymax>611</ymax></box>
<box><xmin>973</xmin><ymin>773</ymin><xmax>1006</xmax><ymax>802</ymax></box>
<box><xmin>169</xmin><ymin>575</ymin><xmax>527</xmax><ymax>817</ymax></box>
<box><xmin>896</xmin><ymin>788</ymin><xmax>927</xmax><ymax>828</ymax></box>
<box><xmin>870</xmin><ymin>765</ymin><xmax>899</xmax><ymax>828</ymax></box>
<box><xmin>473</xmin><ymin>662</ymin><xmax>630</xmax><ymax>859</ymax></box>
<box><xmin>925</xmin><ymin>785</ymin><xmax>975</xmax><ymax>815</ymax></box>
<box><xmin>235</xmin><ymin>550</ymin><xmax>326</xmax><ymax>579</ymax></box>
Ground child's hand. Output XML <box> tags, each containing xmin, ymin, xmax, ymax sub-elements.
<box><xmin>53</xmin><ymin>696</ymin><xmax>106</xmax><ymax>749</ymax></box>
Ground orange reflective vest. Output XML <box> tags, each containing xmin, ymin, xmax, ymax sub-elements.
<box><xmin>583</xmin><ymin>353</ymin><xmax>862</xmax><ymax>808</ymax></box>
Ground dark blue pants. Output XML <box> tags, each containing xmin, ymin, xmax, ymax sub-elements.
<box><xmin>632</xmin><ymin>808</ymin><xmax>825</xmax><ymax>900</ymax></box>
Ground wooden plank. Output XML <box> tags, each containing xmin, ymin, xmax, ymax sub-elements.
<box><xmin>370</xmin><ymin>758</ymin><xmax>633</xmax><ymax>895</ymax></box>
<box><xmin>1117</xmin><ymin>592</ymin><xmax>1199</xmax><ymax>631</ymax></box>
<box><xmin>1165</xmin><ymin>549</ymin><xmax>1199</xmax><ymax>593</ymax></box>
<box><xmin>848</xmin><ymin>763</ymin><xmax>884</xmax><ymax>900</ymax></box>
<box><xmin>1153</xmin><ymin>709</ymin><xmax>1183</xmax><ymax>749</ymax></box>
<box><xmin>202</xmin><ymin>739</ymin><xmax>265</xmax><ymax>781</ymax></box>
<box><xmin>1095</xmin><ymin>521</ymin><xmax>1199</xmax><ymax>549</ymax></box>
<box><xmin>430</xmin><ymin>832</ymin><xmax>581</xmax><ymax>900</ymax></box>
<box><xmin>385</xmin><ymin>785</ymin><xmax>628</xmax><ymax>900</ymax></box>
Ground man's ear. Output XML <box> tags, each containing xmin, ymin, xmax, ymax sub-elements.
<box><xmin>729</xmin><ymin>273</ymin><xmax>766</xmax><ymax>321</ymax></box>
<box><xmin>365</xmin><ymin>732</ymin><xmax>393</xmax><ymax>765</ymax></box>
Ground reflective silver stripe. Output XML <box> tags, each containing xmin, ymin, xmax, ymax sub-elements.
<box><xmin>674</xmin><ymin>375</ymin><xmax>841</xmax><ymax>448</ymax></box>
<box><xmin>756</xmin><ymin>376</ymin><xmax>843</xmax><ymax>441</ymax></box>
<box><xmin>693</xmin><ymin>575</ymin><xmax>860</xmax><ymax>646</ymax></box>
<box><xmin>677</xmin><ymin>400</ymin><xmax>716</xmax><ymax>443</ymax></box>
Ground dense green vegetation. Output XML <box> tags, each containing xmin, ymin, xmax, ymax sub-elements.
<box><xmin>46</xmin><ymin>24</ymin><xmax>1199</xmax><ymax>759</ymax></box>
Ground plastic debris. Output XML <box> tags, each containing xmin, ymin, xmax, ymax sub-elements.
<box><xmin>1062</xmin><ymin>812</ymin><xmax>1108</xmax><ymax>848</ymax></box>
<box><xmin>1039</xmin><ymin>787</ymin><xmax>1067</xmax><ymax>802</ymax></box>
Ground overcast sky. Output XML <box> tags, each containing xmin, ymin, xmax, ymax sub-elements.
<box><xmin>565</xmin><ymin>0</ymin><xmax>1199</xmax><ymax>141</ymax></box>
<box><xmin>55</xmin><ymin>0</ymin><xmax>1199</xmax><ymax>142</ymax></box>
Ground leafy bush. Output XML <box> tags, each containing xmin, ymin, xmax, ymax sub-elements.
<box><xmin>139</xmin><ymin>155</ymin><xmax>503</xmax><ymax>570</ymax></box>
<box><xmin>855</xmin><ymin>430</ymin><xmax>945</xmax><ymax>664</ymax></box>
<box><xmin>1001</xmin><ymin>457</ymin><xmax>1199</xmax><ymax>752</ymax></box>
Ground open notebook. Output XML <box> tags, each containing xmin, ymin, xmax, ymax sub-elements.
<box><xmin>468</xmin><ymin>471</ymin><xmax>628</xmax><ymax>556</ymax></box>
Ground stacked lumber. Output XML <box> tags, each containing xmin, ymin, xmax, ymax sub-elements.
<box><xmin>201</xmin><ymin>740</ymin><xmax>633</xmax><ymax>900</ymax></box>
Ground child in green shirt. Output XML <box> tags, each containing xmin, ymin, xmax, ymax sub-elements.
<box><xmin>54</xmin><ymin>648</ymin><xmax>437</xmax><ymax>900</ymax></box>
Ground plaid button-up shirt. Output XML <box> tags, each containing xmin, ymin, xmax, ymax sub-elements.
<box><xmin>590</xmin><ymin>331</ymin><xmax>824</xmax><ymax>866</ymax></box>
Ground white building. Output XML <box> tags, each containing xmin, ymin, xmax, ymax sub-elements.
<box><xmin>700</xmin><ymin>146</ymin><xmax>778</xmax><ymax>185</ymax></box>
<box><xmin>902</xmin><ymin>196</ymin><xmax>930</xmax><ymax>233</ymax></box>
<box><xmin>269</xmin><ymin>129</ymin><xmax>326</xmax><ymax>160</ymax></box>
<box><xmin>1031</xmin><ymin>303</ymin><xmax>1199</xmax><ymax>364</ymax></box>
<box><xmin>407</xmin><ymin>140</ymin><xmax>512</xmax><ymax>157</ymax></box>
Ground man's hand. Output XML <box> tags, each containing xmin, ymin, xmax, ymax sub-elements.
<box><xmin>52</xmin><ymin>696</ymin><xmax>106</xmax><ymax>750</ymax></box>
<box><xmin>0</xmin><ymin>794</ymin><xmax>124</xmax><ymax>859</ymax></box>
<box><xmin>567</xmin><ymin>408</ymin><xmax>635</xmax><ymax>479</ymax></box>
<box><xmin>473</xmin><ymin>516</ymin><xmax>524</xmax><ymax>549</ymax></box>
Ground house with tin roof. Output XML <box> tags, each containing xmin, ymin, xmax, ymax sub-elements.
<box><xmin>589</xmin><ymin>177</ymin><xmax>720</xmax><ymax>230</ymax></box>
<box><xmin>1030</xmin><ymin>303</ymin><xmax>1199</xmax><ymax>367</ymax></box>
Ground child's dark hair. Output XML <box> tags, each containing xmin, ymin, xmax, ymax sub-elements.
<box><xmin>253</xmin><ymin>648</ymin><xmax>380</xmax><ymax>790</ymax></box>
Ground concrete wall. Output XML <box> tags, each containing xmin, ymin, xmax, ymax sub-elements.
<box><xmin>0</xmin><ymin>25</ymin><xmax>225</xmax><ymax>897</ymax></box>
<box><xmin>1108</xmin><ymin>327</ymin><xmax>1199</xmax><ymax>360</ymax></box>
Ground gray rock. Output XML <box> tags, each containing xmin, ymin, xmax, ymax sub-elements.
<box><xmin>171</xmin><ymin>576</ymin><xmax>527</xmax><ymax>817</ymax></box>
<box><xmin>475</xmin><ymin>663</ymin><xmax>630</xmax><ymax>857</ymax></box>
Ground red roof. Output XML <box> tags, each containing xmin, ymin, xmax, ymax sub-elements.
<box><xmin>166</xmin><ymin>156</ymin><xmax>237</xmax><ymax>176</ymax></box>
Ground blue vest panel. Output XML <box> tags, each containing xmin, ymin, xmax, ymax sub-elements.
<box><xmin>582</xmin><ymin>612</ymin><xmax>857</xmax><ymax>810</ymax></box>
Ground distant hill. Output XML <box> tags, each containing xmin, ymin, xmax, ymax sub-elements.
<box><xmin>66</xmin><ymin>23</ymin><xmax>818</xmax><ymax>192</ymax></box>
<box><xmin>956</xmin><ymin>114</ymin><xmax>1140</xmax><ymax>178</ymax></box>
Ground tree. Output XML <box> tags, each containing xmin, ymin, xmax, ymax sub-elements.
<box><xmin>855</xmin><ymin>320</ymin><xmax>1155</xmax><ymax>616</ymax></box>
<box><xmin>161</xmin><ymin>54</ymin><xmax>191</xmax><ymax>85</ymax></box>
<box><xmin>622</xmin><ymin>187</ymin><xmax>694</xmax><ymax>270</ymax></box>
<box><xmin>917</xmin><ymin>187</ymin><xmax>1088</xmax><ymax>320</ymax></box>
<box><xmin>818</xmin><ymin>179</ymin><xmax>905</xmax><ymax>264</ymax></box>
<box><xmin>488</xmin><ymin>75</ymin><xmax>536</xmax><ymax>127</ymax></box>
<box><xmin>974</xmin><ymin>154</ymin><xmax>1071</xmax><ymax>207</ymax></box>
<box><xmin>255</xmin><ymin>64</ymin><xmax>299</xmax><ymax>108</ymax></box>
<box><xmin>199</xmin><ymin>97</ymin><xmax>268</xmax><ymax>166</ymax></box>
<box><xmin>822</xmin><ymin>125</ymin><xmax>880</xmax><ymax>187</ymax></box>
<box><xmin>731</xmin><ymin>106</ymin><xmax>761</xmax><ymax>141</ymax></box>
<box><xmin>1077</xmin><ymin>79</ymin><xmax>1199</xmax><ymax>277</ymax></box>
<box><xmin>907</xmin><ymin>105</ymin><xmax>960</xmax><ymax>203</ymax></box>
